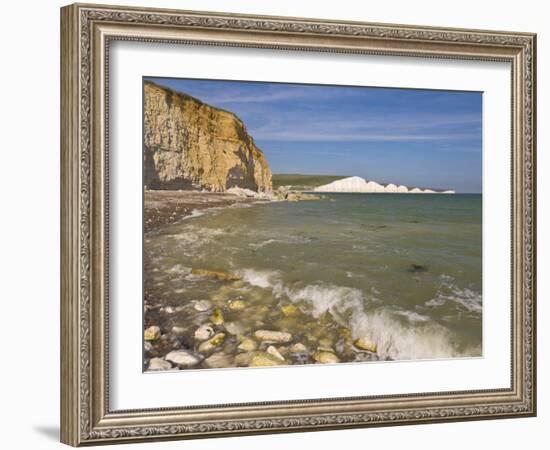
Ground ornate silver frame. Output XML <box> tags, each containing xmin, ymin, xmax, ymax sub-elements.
<box><xmin>60</xmin><ymin>3</ymin><xmax>536</xmax><ymax>446</ymax></box>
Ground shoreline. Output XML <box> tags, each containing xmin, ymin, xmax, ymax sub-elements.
<box><xmin>144</xmin><ymin>190</ymin><xmax>260</xmax><ymax>234</ymax></box>
<box><xmin>144</xmin><ymin>188</ymin><xmax>322</xmax><ymax>234</ymax></box>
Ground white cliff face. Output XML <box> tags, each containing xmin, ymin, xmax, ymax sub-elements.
<box><xmin>314</xmin><ymin>176</ymin><xmax>454</xmax><ymax>194</ymax></box>
<box><xmin>366</xmin><ymin>181</ymin><xmax>385</xmax><ymax>192</ymax></box>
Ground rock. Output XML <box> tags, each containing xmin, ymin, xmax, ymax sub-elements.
<box><xmin>281</xmin><ymin>304</ymin><xmax>299</xmax><ymax>317</ymax></box>
<box><xmin>234</xmin><ymin>352</ymin><xmax>253</xmax><ymax>367</ymax></box>
<box><xmin>198</xmin><ymin>333</ymin><xmax>226</xmax><ymax>353</ymax></box>
<box><xmin>171</xmin><ymin>326</ymin><xmax>187</xmax><ymax>335</ymax></box>
<box><xmin>222</xmin><ymin>341</ymin><xmax>238</xmax><ymax>355</ymax></box>
<box><xmin>313</xmin><ymin>351</ymin><xmax>340</xmax><ymax>364</ymax></box>
<box><xmin>193</xmin><ymin>300</ymin><xmax>212</xmax><ymax>312</ymax></box>
<box><xmin>254</xmin><ymin>330</ymin><xmax>292</xmax><ymax>343</ymax></box>
<box><xmin>144</xmin><ymin>326</ymin><xmax>161</xmax><ymax>341</ymax></box>
<box><xmin>354</xmin><ymin>352</ymin><xmax>379</xmax><ymax>362</ymax></box>
<box><xmin>162</xmin><ymin>305</ymin><xmax>186</xmax><ymax>314</ymax></box>
<box><xmin>248</xmin><ymin>352</ymin><xmax>286</xmax><ymax>367</ymax></box>
<box><xmin>144</xmin><ymin>341</ymin><xmax>153</xmax><ymax>352</ymax></box>
<box><xmin>339</xmin><ymin>327</ymin><xmax>352</xmax><ymax>339</ymax></box>
<box><xmin>335</xmin><ymin>339</ymin><xmax>355</xmax><ymax>359</ymax></box>
<box><xmin>191</xmin><ymin>268</ymin><xmax>241</xmax><ymax>281</ymax></box>
<box><xmin>165</xmin><ymin>350</ymin><xmax>202</xmax><ymax>368</ymax></box>
<box><xmin>353</xmin><ymin>338</ymin><xmax>378</xmax><ymax>353</ymax></box>
<box><xmin>275</xmin><ymin>345</ymin><xmax>290</xmax><ymax>357</ymax></box>
<box><xmin>209</xmin><ymin>333</ymin><xmax>226</xmax><ymax>346</ymax></box>
<box><xmin>285</xmin><ymin>192</ymin><xmax>322</xmax><ymax>201</ymax></box>
<box><xmin>144</xmin><ymin>80</ymin><xmax>272</xmax><ymax>192</ymax></box>
<box><xmin>289</xmin><ymin>343</ymin><xmax>308</xmax><ymax>354</ymax></box>
<box><xmin>317</xmin><ymin>347</ymin><xmax>336</xmax><ymax>353</ymax></box>
<box><xmin>238</xmin><ymin>337</ymin><xmax>258</xmax><ymax>352</ymax></box>
<box><xmin>226</xmin><ymin>187</ymin><xmax>259</xmax><ymax>198</ymax></box>
<box><xmin>266</xmin><ymin>345</ymin><xmax>285</xmax><ymax>362</ymax></box>
<box><xmin>210</xmin><ymin>308</ymin><xmax>225</xmax><ymax>325</ymax></box>
<box><xmin>224</xmin><ymin>321</ymin><xmax>245</xmax><ymax>336</ymax></box>
<box><xmin>194</xmin><ymin>324</ymin><xmax>215</xmax><ymax>341</ymax></box>
<box><xmin>228</xmin><ymin>299</ymin><xmax>248</xmax><ymax>311</ymax></box>
<box><xmin>147</xmin><ymin>357</ymin><xmax>172</xmax><ymax>371</ymax></box>
<box><xmin>203</xmin><ymin>352</ymin><xmax>233</xmax><ymax>369</ymax></box>
<box><xmin>408</xmin><ymin>264</ymin><xmax>428</xmax><ymax>273</ymax></box>
<box><xmin>170</xmin><ymin>336</ymin><xmax>183</xmax><ymax>349</ymax></box>
<box><xmin>318</xmin><ymin>338</ymin><xmax>334</xmax><ymax>349</ymax></box>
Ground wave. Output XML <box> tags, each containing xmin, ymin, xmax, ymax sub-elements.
<box><xmin>426</xmin><ymin>276</ymin><xmax>482</xmax><ymax>314</ymax></box>
<box><xmin>248</xmin><ymin>239</ymin><xmax>285</xmax><ymax>250</ymax></box>
<box><xmin>237</xmin><ymin>269</ymin><xmax>478</xmax><ymax>361</ymax></box>
<box><xmin>238</xmin><ymin>268</ymin><xmax>280</xmax><ymax>289</ymax></box>
<box><xmin>393</xmin><ymin>309</ymin><xmax>430</xmax><ymax>322</ymax></box>
<box><xmin>181</xmin><ymin>209</ymin><xmax>206</xmax><ymax>220</ymax></box>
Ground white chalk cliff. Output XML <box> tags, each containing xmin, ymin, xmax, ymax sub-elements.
<box><xmin>314</xmin><ymin>176</ymin><xmax>455</xmax><ymax>194</ymax></box>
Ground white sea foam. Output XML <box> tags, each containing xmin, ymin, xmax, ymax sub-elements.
<box><xmin>426</xmin><ymin>276</ymin><xmax>482</xmax><ymax>314</ymax></box>
<box><xmin>241</xmin><ymin>270</ymin><xmax>468</xmax><ymax>360</ymax></box>
<box><xmin>393</xmin><ymin>309</ymin><xmax>430</xmax><ymax>322</ymax></box>
<box><xmin>350</xmin><ymin>310</ymin><xmax>465</xmax><ymax>360</ymax></box>
<box><xmin>181</xmin><ymin>209</ymin><xmax>206</xmax><ymax>220</ymax></box>
<box><xmin>238</xmin><ymin>268</ymin><xmax>279</xmax><ymax>289</ymax></box>
<box><xmin>166</xmin><ymin>264</ymin><xmax>191</xmax><ymax>275</ymax></box>
<box><xmin>284</xmin><ymin>284</ymin><xmax>366</xmax><ymax>322</ymax></box>
<box><xmin>233</xmin><ymin>269</ymin><xmax>478</xmax><ymax>361</ymax></box>
<box><xmin>286</xmin><ymin>282</ymin><xmax>467</xmax><ymax>360</ymax></box>
<box><xmin>248</xmin><ymin>239</ymin><xmax>284</xmax><ymax>250</ymax></box>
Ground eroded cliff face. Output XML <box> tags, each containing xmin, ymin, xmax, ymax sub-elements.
<box><xmin>143</xmin><ymin>81</ymin><xmax>272</xmax><ymax>192</ymax></box>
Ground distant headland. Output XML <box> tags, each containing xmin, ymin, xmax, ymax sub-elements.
<box><xmin>314</xmin><ymin>176</ymin><xmax>455</xmax><ymax>194</ymax></box>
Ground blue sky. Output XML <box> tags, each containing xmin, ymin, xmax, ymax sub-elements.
<box><xmin>145</xmin><ymin>77</ymin><xmax>482</xmax><ymax>193</ymax></box>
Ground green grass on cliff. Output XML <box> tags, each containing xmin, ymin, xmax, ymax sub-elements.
<box><xmin>272</xmin><ymin>174</ymin><xmax>345</xmax><ymax>191</ymax></box>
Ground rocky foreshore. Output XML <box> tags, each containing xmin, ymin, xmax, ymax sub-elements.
<box><xmin>143</xmin><ymin>187</ymin><xmax>344</xmax><ymax>371</ymax></box>
<box><xmin>143</xmin><ymin>268</ymin><xmax>381</xmax><ymax>371</ymax></box>
<box><xmin>144</xmin><ymin>188</ymin><xmax>322</xmax><ymax>234</ymax></box>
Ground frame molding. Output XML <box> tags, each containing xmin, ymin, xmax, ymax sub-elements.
<box><xmin>60</xmin><ymin>3</ymin><xmax>536</xmax><ymax>446</ymax></box>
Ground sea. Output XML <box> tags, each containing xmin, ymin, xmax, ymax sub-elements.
<box><xmin>144</xmin><ymin>193</ymin><xmax>482</xmax><ymax>363</ymax></box>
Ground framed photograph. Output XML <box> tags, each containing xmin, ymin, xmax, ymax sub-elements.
<box><xmin>60</xmin><ymin>3</ymin><xmax>536</xmax><ymax>446</ymax></box>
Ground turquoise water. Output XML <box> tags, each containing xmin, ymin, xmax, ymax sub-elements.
<box><xmin>145</xmin><ymin>194</ymin><xmax>482</xmax><ymax>363</ymax></box>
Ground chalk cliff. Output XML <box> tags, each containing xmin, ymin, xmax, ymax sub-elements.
<box><xmin>143</xmin><ymin>81</ymin><xmax>272</xmax><ymax>192</ymax></box>
<box><xmin>314</xmin><ymin>176</ymin><xmax>455</xmax><ymax>193</ymax></box>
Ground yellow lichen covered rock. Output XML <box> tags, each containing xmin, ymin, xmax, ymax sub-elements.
<box><xmin>237</xmin><ymin>336</ymin><xmax>258</xmax><ymax>352</ymax></box>
<box><xmin>191</xmin><ymin>268</ymin><xmax>241</xmax><ymax>281</ymax></box>
<box><xmin>209</xmin><ymin>308</ymin><xmax>225</xmax><ymax>326</ymax></box>
<box><xmin>144</xmin><ymin>326</ymin><xmax>161</xmax><ymax>341</ymax></box>
<box><xmin>313</xmin><ymin>351</ymin><xmax>340</xmax><ymax>364</ymax></box>
<box><xmin>228</xmin><ymin>299</ymin><xmax>248</xmax><ymax>311</ymax></box>
<box><xmin>144</xmin><ymin>80</ymin><xmax>272</xmax><ymax>192</ymax></box>
<box><xmin>281</xmin><ymin>304</ymin><xmax>299</xmax><ymax>317</ymax></box>
<box><xmin>248</xmin><ymin>352</ymin><xmax>286</xmax><ymax>367</ymax></box>
<box><xmin>353</xmin><ymin>338</ymin><xmax>378</xmax><ymax>353</ymax></box>
<box><xmin>198</xmin><ymin>333</ymin><xmax>226</xmax><ymax>353</ymax></box>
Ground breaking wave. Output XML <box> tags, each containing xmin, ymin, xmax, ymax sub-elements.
<box><xmin>426</xmin><ymin>276</ymin><xmax>482</xmax><ymax>314</ymax></box>
<box><xmin>237</xmin><ymin>269</ymin><xmax>479</xmax><ymax>361</ymax></box>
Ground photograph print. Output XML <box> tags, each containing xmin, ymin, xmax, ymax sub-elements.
<box><xmin>142</xmin><ymin>77</ymin><xmax>482</xmax><ymax>372</ymax></box>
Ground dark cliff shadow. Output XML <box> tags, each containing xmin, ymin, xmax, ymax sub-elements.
<box><xmin>33</xmin><ymin>425</ymin><xmax>59</xmax><ymax>441</ymax></box>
